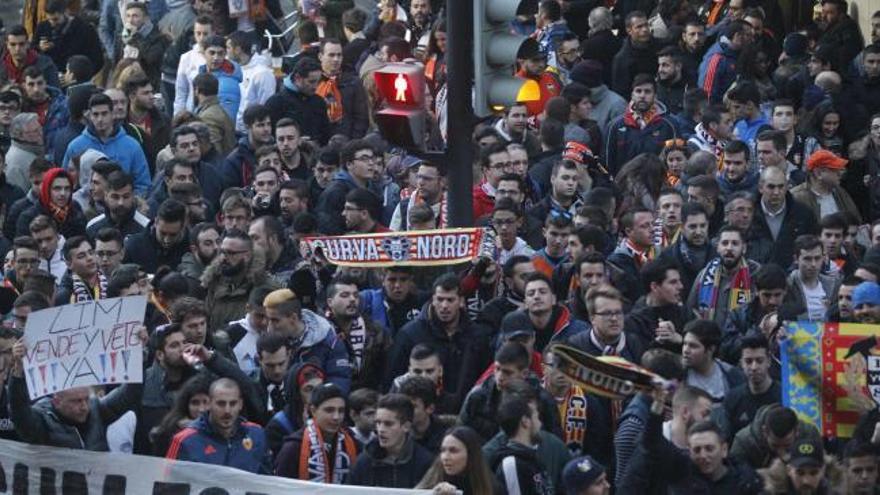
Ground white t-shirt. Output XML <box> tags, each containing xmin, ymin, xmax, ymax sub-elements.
<box><xmin>801</xmin><ymin>279</ymin><xmax>827</xmax><ymax>321</ymax></box>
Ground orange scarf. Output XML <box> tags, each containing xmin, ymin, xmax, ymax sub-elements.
<box><xmin>316</xmin><ymin>76</ymin><xmax>344</xmax><ymax>123</ymax></box>
<box><xmin>297</xmin><ymin>420</ymin><xmax>357</xmax><ymax>483</ymax></box>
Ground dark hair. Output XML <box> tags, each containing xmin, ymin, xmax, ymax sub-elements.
<box><xmin>681</xmin><ymin>201</ymin><xmax>708</xmax><ymax>223</ymax></box>
<box><xmin>243</xmin><ymin>104</ymin><xmax>271</xmax><ymax>127</ymax></box>
<box><xmin>151</xmin><ymin>374</ymin><xmax>213</xmax><ymax>454</ymax></box>
<box><xmin>765</xmin><ymin>406</ymin><xmax>798</xmax><ymax>437</ymax></box>
<box><xmin>325</xmin><ymin>274</ymin><xmax>360</xmax><ymax>300</ymax></box>
<box><xmin>410</xmin><ymin>343</ymin><xmax>439</xmax><ymax>362</ymax></box>
<box><xmin>95</xmin><ymin>227</ymin><xmax>124</xmax><ymax>247</ymax></box>
<box><xmin>432</xmin><ymin>272</ymin><xmax>461</xmax><ymax>295</ymax></box>
<box><xmin>22</xmin><ymin>65</ymin><xmax>44</xmax><ymax>80</ymax></box>
<box><xmin>724</xmin><ymin>140</ymin><xmax>750</xmax><ymax>161</ymax></box>
<box><xmin>292</xmin><ymin>57</ymin><xmax>321</xmax><ymax>79</ymax></box>
<box><xmin>717</xmin><ymin>224</ymin><xmax>744</xmax><ymax>241</ymax></box>
<box><xmin>342</xmin><ymin>7</ymin><xmax>368</xmax><ymax>32</ymax></box>
<box><xmin>153</xmin><ymin>322</ymin><xmax>184</xmax><ymax>353</ymax></box>
<box><xmin>339</xmin><ymin>138</ymin><xmax>374</xmax><ymax>165</ymax></box>
<box><xmin>728</xmin><ymin>81</ymin><xmax>761</xmax><ymax>105</ymax></box>
<box><xmin>687</xmin><ymin>419</ymin><xmax>725</xmax><ymax>440</ymax></box>
<box><xmin>88</xmin><ymin>93</ymin><xmax>113</xmax><ymax>110</ymax></box>
<box><xmin>157</xmin><ymin>198</ymin><xmax>187</xmax><ymax>224</ymax></box>
<box><xmin>574</xmin><ymin>225</ymin><xmax>608</xmax><ymax>252</ymax></box>
<box><xmin>495</xmin><ymin>342</ymin><xmax>530</xmax><ymax>369</ymax></box>
<box><xmin>6</xmin><ymin>25</ymin><xmax>27</xmax><ymax>39</ymax></box>
<box><xmin>754</xmin><ymin>263</ymin><xmax>788</xmax><ymax>290</ymax></box>
<box><xmin>756</xmin><ymin>129</ymin><xmax>787</xmax><ymax>151</ymax></box>
<box><xmin>740</xmin><ymin>333</ymin><xmax>769</xmax><ymax>352</ymax></box>
<box><xmin>45</xmin><ymin>0</ymin><xmax>66</xmax><ymax>14</ymax></box>
<box><xmin>539</xmin><ymin>118</ymin><xmax>565</xmax><ymax>148</ymax></box>
<box><xmin>12</xmin><ymin>236</ymin><xmax>39</xmax><ymax>257</ymax></box>
<box><xmin>820</xmin><ymin>212</ymin><xmax>847</xmax><ymax>232</ymax></box>
<box><xmin>631</xmin><ymin>73</ymin><xmax>655</xmax><ymax>90</ymax></box>
<box><xmin>539</xmin><ymin>0</ymin><xmax>561</xmax><ymax>20</ymax></box>
<box><xmin>399</xmin><ymin>375</ymin><xmax>437</xmax><ymax>407</ymax></box>
<box><xmin>310</xmin><ymin>383</ymin><xmax>345</xmax><ymax>408</ymax></box>
<box><xmin>480</xmin><ymin>142</ymin><xmax>508</xmax><ymax>169</ymax></box>
<box><xmin>683</xmin><ymin>319</ymin><xmax>721</xmax><ymax>355</ymax></box>
<box><xmin>344</xmin><ymin>187</ymin><xmax>380</xmax><ymax>217</ymax></box>
<box><xmin>66</xmin><ymin>55</ymin><xmax>94</xmax><ymax>82</ymax></box>
<box><xmin>794</xmin><ymin>234</ymin><xmax>823</xmax><ymax>257</ymax></box>
<box><xmin>640</xmin><ymin>348</ymin><xmax>685</xmax><ymax>380</ymax></box>
<box><xmin>843</xmin><ymin>440</ymin><xmax>878</xmax><ymax>461</ymax></box>
<box><xmin>192</xmin><ymin>73</ymin><xmax>219</xmax><ymax>96</ymax></box>
<box><xmin>12</xmin><ymin>290</ymin><xmax>50</xmax><ymax>312</ymax></box>
<box><xmin>377</xmin><ymin>393</ymin><xmax>414</xmax><ymax>424</ymax></box>
<box><xmin>62</xmin><ymin>235</ymin><xmax>91</xmax><ymax>261</ymax></box>
<box><xmin>641</xmin><ymin>258</ymin><xmax>678</xmax><ymax>293</ymax></box>
<box><xmin>227</xmin><ymin>31</ymin><xmax>252</xmax><ymax>54</ymax></box>
<box><xmin>170</xmin><ymin>296</ymin><xmax>208</xmax><ymax>323</ymax></box>
<box><xmin>381</xmin><ymin>36</ymin><xmax>412</xmax><ymax>61</ymax></box>
<box><xmin>106</xmin><ymin>170</ymin><xmax>133</xmax><ymax>191</ymax></box>
<box><xmin>170</xmin><ymin>125</ymin><xmax>199</xmax><ymax>148</ymax></box>
<box><xmin>700</xmin><ymin>104</ymin><xmax>729</xmax><ymax>127</ymax></box>
<box><xmin>493</xmin><ymin>196</ymin><xmax>523</xmax><ymax>218</ymax></box>
<box><xmin>348</xmin><ymin>387</ymin><xmax>379</xmax><ymax>413</ymax></box>
<box><xmin>498</xmin><ymin>396</ymin><xmax>533</xmax><ymax>436</ymax></box>
<box><xmin>123</xmin><ymin>74</ymin><xmax>152</xmax><ymax>98</ymax></box>
<box><xmin>256</xmin><ymin>332</ymin><xmax>288</xmax><ymax>356</ymax></box>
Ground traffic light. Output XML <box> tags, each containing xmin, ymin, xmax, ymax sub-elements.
<box><xmin>374</xmin><ymin>63</ymin><xmax>426</xmax><ymax>151</ymax></box>
<box><xmin>473</xmin><ymin>0</ymin><xmax>541</xmax><ymax>117</ymax></box>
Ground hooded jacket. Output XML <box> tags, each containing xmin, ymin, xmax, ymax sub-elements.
<box><xmin>61</xmin><ymin>124</ymin><xmax>151</xmax><ymax>194</ymax></box>
<box><xmin>499</xmin><ymin>306</ymin><xmax>588</xmax><ymax>352</ymax></box>
<box><xmin>288</xmin><ymin>309</ymin><xmax>353</xmax><ymax>394</ymax></box>
<box><xmin>483</xmin><ymin>430</ymin><xmax>571</xmax><ymax>494</ymax></box>
<box><xmin>589</xmin><ymin>84</ymin><xmax>627</xmax><ymax>137</ymax></box>
<box><xmin>198</xmin><ymin>60</ymin><xmax>243</xmax><ymax>122</ymax></box>
<box><xmin>730</xmin><ymin>403</ymin><xmax>823</xmax><ymax>470</ymax></box>
<box><xmin>265</xmin><ymin>77</ymin><xmax>331</xmax><ymax>145</ymax></box>
<box><xmin>699</xmin><ymin>37</ymin><xmax>740</xmax><ymax>103</ymax></box>
<box><xmin>604</xmin><ymin>101</ymin><xmax>678</xmax><ymax>175</ymax></box>
<box><xmin>459</xmin><ymin>375</ymin><xmax>563</xmax><ymax>442</ymax></box>
<box><xmin>494</xmin><ymin>441</ymin><xmax>554</xmax><ymax>495</ymax></box>
<box><xmin>200</xmin><ymin>248</ymin><xmax>280</xmax><ymax>331</ymax></box>
<box><xmin>25</xmin><ymin>86</ymin><xmax>69</xmax><ymax>159</ymax></box>
<box><xmin>316</xmin><ymin>169</ymin><xmax>369</xmax><ymax>235</ymax></box>
<box><xmin>166</xmin><ymin>412</ymin><xmax>271</xmax><ymax>474</ymax></box>
<box><xmin>347</xmin><ymin>435</ymin><xmax>434</xmax><ymax>488</ymax></box>
<box><xmin>16</xmin><ymin>167</ymin><xmax>87</xmax><ymax>238</ymax></box>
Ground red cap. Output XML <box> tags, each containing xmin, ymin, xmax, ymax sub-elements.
<box><xmin>806</xmin><ymin>150</ymin><xmax>848</xmax><ymax>171</ymax></box>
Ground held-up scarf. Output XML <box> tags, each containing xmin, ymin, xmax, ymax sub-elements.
<box><xmin>316</xmin><ymin>76</ymin><xmax>344</xmax><ymax>123</ymax></box>
<box><xmin>556</xmin><ymin>384</ymin><xmax>588</xmax><ymax>455</ymax></box>
<box><xmin>70</xmin><ymin>272</ymin><xmax>107</xmax><ymax>303</ymax></box>
<box><xmin>622</xmin><ymin>103</ymin><xmax>659</xmax><ymax>130</ymax></box>
<box><xmin>652</xmin><ymin>218</ymin><xmax>679</xmax><ymax>251</ymax></box>
<box><xmin>298</xmin><ymin>419</ymin><xmax>357</xmax><ymax>484</ymax></box>
<box><xmin>618</xmin><ymin>238</ymin><xmax>655</xmax><ymax>270</ymax></box>
<box><xmin>697</xmin><ymin>257</ymin><xmax>752</xmax><ymax>321</ymax></box>
<box><xmin>328</xmin><ymin>311</ymin><xmax>367</xmax><ymax>372</ymax></box>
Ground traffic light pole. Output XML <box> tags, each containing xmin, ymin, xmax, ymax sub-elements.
<box><xmin>445</xmin><ymin>0</ymin><xmax>475</xmax><ymax>228</ymax></box>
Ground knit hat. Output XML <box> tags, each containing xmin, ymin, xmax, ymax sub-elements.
<box><xmin>570</xmin><ymin>59</ymin><xmax>604</xmax><ymax>88</ymax></box>
<box><xmin>853</xmin><ymin>282</ymin><xmax>880</xmax><ymax>309</ymax></box>
<box><xmin>562</xmin><ymin>456</ymin><xmax>607</xmax><ymax>493</ymax></box>
<box><xmin>783</xmin><ymin>33</ymin><xmax>808</xmax><ymax>58</ymax></box>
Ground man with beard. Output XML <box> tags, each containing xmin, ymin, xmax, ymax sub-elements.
<box><xmin>154</xmin><ymin>126</ymin><xmax>223</xmax><ymax>213</ymax></box>
<box><xmin>202</xmin><ymin>229</ymin><xmax>278</xmax><ymax>331</ymax></box>
<box><xmin>249</xmin><ymin>166</ymin><xmax>280</xmax><ymax>218</ymax></box>
<box><xmin>717</xmin><ymin>140</ymin><xmax>759</xmax><ymax>200</ymax></box>
<box><xmin>56</xmin><ymin>236</ymin><xmax>107</xmax><ymax>303</ymax></box>
<box><xmin>759</xmin><ymin>437</ymin><xmax>839</xmax><ymax>495</ymax></box>
<box><xmin>830</xmin><ymin>275</ymin><xmax>860</xmax><ymax>322</ymax></box>
<box><xmin>21</xmin><ymin>67</ymin><xmax>67</xmax><ymax>159</ymax></box>
<box><xmin>169</xmin><ymin>182</ymin><xmax>208</xmax><ymax>225</ymax></box>
<box><xmin>167</xmin><ymin>378</ymin><xmax>270</xmax><ymax>472</ymax></box>
<box><xmin>33</xmin><ymin>0</ymin><xmax>103</xmax><ymax>73</ymax></box>
<box><xmin>179</xmin><ymin>222</ymin><xmax>221</xmax><ymax>284</ymax></box>
<box><xmin>123</xmin><ymin>199</ymin><xmax>190</xmax><ymax>273</ymax></box>
<box><xmin>86</xmin><ymin>171</ymin><xmax>149</xmax><ymax>239</ymax></box>
<box><xmin>360</xmin><ymin>267</ymin><xmax>424</xmax><ymax>338</ymax></box>
<box><xmin>390</xmin><ymin>161</ymin><xmax>447</xmax><ymax>231</ymax></box>
<box><xmin>654</xmin><ymin>188</ymin><xmax>682</xmax><ymax>252</ymax></box>
<box><xmin>275</xmin><ymin>119</ymin><xmax>313</xmax><ymax>181</ymax></box>
<box><xmin>250</xmin><ymin>332</ymin><xmax>291</xmax><ymax>421</ymax></box>
<box><xmin>315</xmin><ymin>39</ymin><xmax>369</xmax><ymax>139</ymax></box>
<box><xmin>324</xmin><ymin>276</ymin><xmax>390</xmax><ymax>391</ymax></box>
<box><xmin>719</xmin><ymin>334</ymin><xmax>780</xmax><ymax>436</ymax></box>
<box><xmin>679</xmin><ymin>21</ymin><xmax>707</xmax><ymax>83</ymax></box>
<box><xmin>854</xmin><ymin>44</ymin><xmax>880</xmax><ymax>118</ymax></box>
<box><xmin>407</xmin><ymin>0</ymin><xmax>434</xmax><ymax>51</ymax></box>
<box><xmin>687</xmin><ymin>226</ymin><xmax>760</xmax><ymax>326</ymax></box>
<box><xmin>494</xmin><ymin>391</ymin><xmax>554</xmax><ymax>493</ymax></box>
<box><xmin>655</xmin><ymin>47</ymin><xmax>688</xmax><ymax>115</ymax></box>
<box><xmin>61</xmin><ymin>93</ymin><xmax>151</xmax><ymax>195</ymax></box>
<box><xmin>248</xmin><ymin>215</ymin><xmax>299</xmax><ymax>280</ymax></box>
<box><xmin>783</xmin><ymin>235</ymin><xmax>839</xmax><ymax>321</ymax></box>
<box><xmin>124</xmin><ymin>75</ymin><xmax>170</xmax><ymax>172</ymax></box>
<box><xmin>277</xmin><ymin>180</ymin><xmax>310</xmax><ymax>231</ymax></box>
<box><xmin>626</xmin><ymin>259</ymin><xmax>691</xmax><ymax>353</ymax></box>
<box><xmin>554</xmin><ymin>32</ymin><xmax>581</xmax><ymax>85</ymax></box>
<box><xmin>500</xmin><ymin>273</ymin><xmax>588</xmax><ymax>352</ymax></box>
<box><xmin>604</xmin><ymin>74</ymin><xmax>678</xmax><ymax>175</ymax></box>
<box><xmin>222</xmin><ymin>105</ymin><xmax>274</xmax><ymax>189</ymax></box>
<box><xmin>478</xmin><ymin>256</ymin><xmax>537</xmax><ymax>331</ymax></box>
<box><xmin>688</xmin><ymin>105</ymin><xmax>734</xmax><ymax>160</ymax></box>
<box><xmin>493</xmin><ymin>104</ymin><xmax>540</xmax><ymax>157</ymax></box>
<box><xmin>515</xmin><ymin>43</ymin><xmax>562</xmax><ymax>118</ymax></box>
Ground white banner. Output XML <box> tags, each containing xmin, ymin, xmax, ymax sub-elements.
<box><xmin>21</xmin><ymin>296</ymin><xmax>147</xmax><ymax>400</ymax></box>
<box><xmin>0</xmin><ymin>438</ymin><xmax>432</xmax><ymax>493</ymax></box>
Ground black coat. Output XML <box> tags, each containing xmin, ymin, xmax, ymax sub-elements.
<box><xmin>624</xmin><ymin>301</ymin><xmax>692</xmax><ymax>353</ymax></box>
<box><xmin>16</xmin><ymin>200</ymin><xmax>87</xmax><ymax>238</ymax></box>
<box><xmin>328</xmin><ymin>72</ymin><xmax>369</xmax><ymax>139</ymax></box>
<box><xmin>581</xmin><ymin>29</ymin><xmax>622</xmax><ymax>85</ymax></box>
<box><xmin>611</xmin><ymin>37</ymin><xmax>659</xmax><ymax>98</ymax></box>
<box><xmin>459</xmin><ymin>376</ymin><xmax>563</xmax><ymax>442</ymax></box>
<box><xmin>123</xmin><ymin>224</ymin><xmax>190</xmax><ymax>272</ymax></box>
<box><xmin>347</xmin><ymin>436</ymin><xmax>433</xmax><ymax>488</ymax></box>
<box><xmin>33</xmin><ymin>16</ymin><xmax>103</xmax><ymax>77</ymax></box>
<box><xmin>266</xmin><ymin>82</ymin><xmax>332</xmax><ymax>145</ymax></box>
<box><xmin>748</xmin><ymin>193</ymin><xmax>818</xmax><ymax>268</ymax></box>
<box><xmin>493</xmin><ymin>441</ymin><xmax>554</xmax><ymax>495</ymax></box>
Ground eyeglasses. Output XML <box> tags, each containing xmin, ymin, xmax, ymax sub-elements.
<box><xmin>593</xmin><ymin>310</ymin><xmax>624</xmax><ymax>319</ymax></box>
<box><xmin>95</xmin><ymin>250</ymin><xmax>119</xmax><ymax>259</ymax></box>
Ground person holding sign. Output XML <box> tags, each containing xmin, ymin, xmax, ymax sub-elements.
<box><xmin>7</xmin><ymin>338</ymin><xmax>142</xmax><ymax>451</ymax></box>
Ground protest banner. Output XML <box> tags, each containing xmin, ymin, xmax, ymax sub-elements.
<box><xmin>0</xmin><ymin>438</ymin><xmax>433</xmax><ymax>494</ymax></box>
<box><xmin>303</xmin><ymin>228</ymin><xmax>496</xmax><ymax>267</ymax></box>
<box><xmin>781</xmin><ymin>322</ymin><xmax>880</xmax><ymax>439</ymax></box>
<box><xmin>21</xmin><ymin>296</ymin><xmax>147</xmax><ymax>400</ymax></box>
<box><xmin>548</xmin><ymin>343</ymin><xmax>658</xmax><ymax>400</ymax></box>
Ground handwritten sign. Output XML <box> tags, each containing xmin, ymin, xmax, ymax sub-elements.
<box><xmin>22</xmin><ymin>296</ymin><xmax>147</xmax><ymax>399</ymax></box>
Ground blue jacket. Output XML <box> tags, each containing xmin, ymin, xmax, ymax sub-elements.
<box><xmin>716</xmin><ymin>169</ymin><xmax>760</xmax><ymax>199</ymax></box>
<box><xmin>199</xmin><ymin>61</ymin><xmax>243</xmax><ymax>122</ymax></box>
<box><xmin>698</xmin><ymin>37</ymin><xmax>739</xmax><ymax>104</ymax></box>
<box><xmin>221</xmin><ymin>136</ymin><xmax>258</xmax><ymax>189</ymax></box>
<box><xmin>292</xmin><ymin>309</ymin><xmax>353</xmax><ymax>394</ymax></box>
<box><xmin>166</xmin><ymin>413</ymin><xmax>271</xmax><ymax>474</ymax></box>
<box><xmin>604</xmin><ymin>102</ymin><xmax>678</xmax><ymax>176</ymax></box>
<box><xmin>62</xmin><ymin>125</ymin><xmax>151</xmax><ymax>194</ymax></box>
<box><xmin>40</xmin><ymin>86</ymin><xmax>69</xmax><ymax>159</ymax></box>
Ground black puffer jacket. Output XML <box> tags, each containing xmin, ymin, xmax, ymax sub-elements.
<box><xmin>265</xmin><ymin>78</ymin><xmax>331</xmax><ymax>145</ymax></box>
<box><xmin>347</xmin><ymin>436</ymin><xmax>434</xmax><ymax>488</ymax></box>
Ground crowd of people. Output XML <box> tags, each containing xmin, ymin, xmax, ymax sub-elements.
<box><xmin>1</xmin><ymin>0</ymin><xmax>880</xmax><ymax>493</ymax></box>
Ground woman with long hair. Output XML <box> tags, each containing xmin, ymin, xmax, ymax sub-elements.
<box><xmin>424</xmin><ymin>19</ymin><xmax>447</xmax><ymax>99</ymax></box>
<box><xmin>660</xmin><ymin>139</ymin><xmax>690</xmax><ymax>188</ymax></box>
<box><xmin>802</xmin><ymin>102</ymin><xmax>846</xmax><ymax>158</ymax></box>
<box><xmin>614</xmin><ymin>153</ymin><xmax>668</xmax><ymax>213</ymax></box>
<box><xmin>150</xmin><ymin>374</ymin><xmax>212</xmax><ymax>456</ymax></box>
<box><xmin>416</xmin><ymin>426</ymin><xmax>500</xmax><ymax>494</ymax></box>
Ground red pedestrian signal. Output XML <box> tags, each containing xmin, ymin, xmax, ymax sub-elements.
<box><xmin>374</xmin><ymin>63</ymin><xmax>426</xmax><ymax>150</ymax></box>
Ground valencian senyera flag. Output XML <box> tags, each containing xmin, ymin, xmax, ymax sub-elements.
<box><xmin>781</xmin><ymin>322</ymin><xmax>880</xmax><ymax>439</ymax></box>
<box><xmin>303</xmin><ymin>228</ymin><xmax>496</xmax><ymax>267</ymax></box>
<box><xmin>548</xmin><ymin>344</ymin><xmax>660</xmax><ymax>400</ymax></box>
